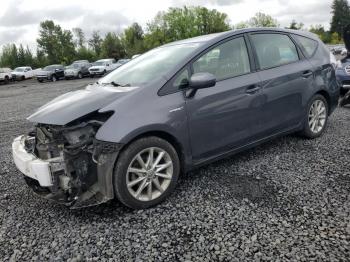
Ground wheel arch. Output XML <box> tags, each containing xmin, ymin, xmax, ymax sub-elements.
<box><xmin>118</xmin><ymin>130</ymin><xmax>186</xmax><ymax>175</ymax></box>
<box><xmin>315</xmin><ymin>90</ymin><xmax>331</xmax><ymax>115</ymax></box>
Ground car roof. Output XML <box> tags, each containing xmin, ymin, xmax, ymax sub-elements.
<box><xmin>162</xmin><ymin>28</ymin><xmax>319</xmax><ymax>48</ymax></box>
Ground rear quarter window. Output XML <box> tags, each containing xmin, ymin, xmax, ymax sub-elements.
<box><xmin>293</xmin><ymin>35</ymin><xmax>318</xmax><ymax>58</ymax></box>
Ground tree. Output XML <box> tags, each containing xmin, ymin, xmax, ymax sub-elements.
<box><xmin>122</xmin><ymin>23</ymin><xmax>145</xmax><ymax>57</ymax></box>
<box><xmin>330</xmin><ymin>0</ymin><xmax>350</xmax><ymax>39</ymax></box>
<box><xmin>17</xmin><ymin>44</ymin><xmax>26</xmax><ymax>66</ymax></box>
<box><xmin>72</xmin><ymin>27</ymin><xmax>85</xmax><ymax>48</ymax></box>
<box><xmin>235</xmin><ymin>21</ymin><xmax>249</xmax><ymax>29</ymax></box>
<box><xmin>248</xmin><ymin>12</ymin><xmax>279</xmax><ymax>27</ymax></box>
<box><xmin>145</xmin><ymin>6</ymin><xmax>230</xmax><ymax>49</ymax></box>
<box><xmin>24</xmin><ymin>46</ymin><xmax>34</xmax><ymax>66</ymax></box>
<box><xmin>309</xmin><ymin>25</ymin><xmax>330</xmax><ymax>43</ymax></box>
<box><xmin>88</xmin><ymin>31</ymin><xmax>103</xmax><ymax>57</ymax></box>
<box><xmin>34</xmin><ymin>49</ymin><xmax>48</xmax><ymax>68</ymax></box>
<box><xmin>37</xmin><ymin>20</ymin><xmax>76</xmax><ymax>64</ymax></box>
<box><xmin>76</xmin><ymin>46</ymin><xmax>96</xmax><ymax>61</ymax></box>
<box><xmin>101</xmin><ymin>32</ymin><xmax>126</xmax><ymax>59</ymax></box>
<box><xmin>287</xmin><ymin>20</ymin><xmax>304</xmax><ymax>30</ymax></box>
<box><xmin>0</xmin><ymin>44</ymin><xmax>18</xmax><ymax>68</ymax></box>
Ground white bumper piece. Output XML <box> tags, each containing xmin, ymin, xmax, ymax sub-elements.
<box><xmin>12</xmin><ymin>136</ymin><xmax>53</xmax><ymax>187</ymax></box>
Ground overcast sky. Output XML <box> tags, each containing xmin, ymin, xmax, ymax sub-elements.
<box><xmin>0</xmin><ymin>0</ymin><xmax>333</xmax><ymax>50</ymax></box>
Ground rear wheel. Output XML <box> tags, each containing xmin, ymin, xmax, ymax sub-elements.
<box><xmin>77</xmin><ymin>72</ymin><xmax>83</xmax><ymax>79</ymax></box>
<box><xmin>51</xmin><ymin>75</ymin><xmax>57</xmax><ymax>82</ymax></box>
<box><xmin>4</xmin><ymin>76</ymin><xmax>9</xmax><ymax>84</ymax></box>
<box><xmin>300</xmin><ymin>94</ymin><xmax>328</xmax><ymax>138</ymax></box>
<box><xmin>114</xmin><ymin>137</ymin><xmax>180</xmax><ymax>209</ymax></box>
<box><xmin>21</xmin><ymin>75</ymin><xmax>25</xmax><ymax>81</ymax></box>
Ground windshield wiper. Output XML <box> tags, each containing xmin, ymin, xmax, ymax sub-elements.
<box><xmin>110</xmin><ymin>81</ymin><xmax>131</xmax><ymax>87</ymax></box>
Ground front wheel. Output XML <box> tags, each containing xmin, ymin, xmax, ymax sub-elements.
<box><xmin>77</xmin><ymin>72</ymin><xmax>83</xmax><ymax>79</ymax></box>
<box><xmin>51</xmin><ymin>75</ymin><xmax>57</xmax><ymax>82</ymax></box>
<box><xmin>114</xmin><ymin>137</ymin><xmax>180</xmax><ymax>209</ymax></box>
<box><xmin>300</xmin><ymin>94</ymin><xmax>328</xmax><ymax>138</ymax></box>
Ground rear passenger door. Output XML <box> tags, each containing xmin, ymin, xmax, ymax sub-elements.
<box><xmin>249</xmin><ymin>33</ymin><xmax>314</xmax><ymax>135</ymax></box>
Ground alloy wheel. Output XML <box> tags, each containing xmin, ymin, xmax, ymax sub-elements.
<box><xmin>126</xmin><ymin>147</ymin><xmax>173</xmax><ymax>202</ymax></box>
<box><xmin>308</xmin><ymin>99</ymin><xmax>327</xmax><ymax>134</ymax></box>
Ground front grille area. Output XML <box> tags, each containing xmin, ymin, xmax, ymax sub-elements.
<box><xmin>90</xmin><ymin>68</ymin><xmax>101</xmax><ymax>72</ymax></box>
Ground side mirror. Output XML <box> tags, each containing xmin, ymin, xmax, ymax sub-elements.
<box><xmin>189</xmin><ymin>72</ymin><xmax>216</xmax><ymax>89</ymax></box>
<box><xmin>186</xmin><ymin>72</ymin><xmax>216</xmax><ymax>98</ymax></box>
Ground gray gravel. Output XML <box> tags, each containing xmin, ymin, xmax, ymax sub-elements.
<box><xmin>0</xmin><ymin>79</ymin><xmax>350</xmax><ymax>261</ymax></box>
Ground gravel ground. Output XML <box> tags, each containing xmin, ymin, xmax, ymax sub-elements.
<box><xmin>0</xmin><ymin>79</ymin><xmax>350</xmax><ymax>261</ymax></box>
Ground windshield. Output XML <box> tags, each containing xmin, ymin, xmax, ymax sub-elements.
<box><xmin>101</xmin><ymin>43</ymin><xmax>200</xmax><ymax>86</ymax></box>
<box><xmin>43</xmin><ymin>66</ymin><xmax>55</xmax><ymax>71</ymax></box>
<box><xmin>14</xmin><ymin>68</ymin><xmax>24</xmax><ymax>72</ymax></box>
<box><xmin>93</xmin><ymin>61</ymin><xmax>106</xmax><ymax>66</ymax></box>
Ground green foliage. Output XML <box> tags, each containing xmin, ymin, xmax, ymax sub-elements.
<box><xmin>330</xmin><ymin>0</ymin><xmax>350</xmax><ymax>38</ymax></box>
<box><xmin>88</xmin><ymin>31</ymin><xmax>103</xmax><ymax>57</ymax></box>
<box><xmin>101</xmin><ymin>32</ymin><xmax>126</xmax><ymax>59</ymax></box>
<box><xmin>145</xmin><ymin>6</ymin><xmax>230</xmax><ymax>49</ymax></box>
<box><xmin>122</xmin><ymin>23</ymin><xmax>146</xmax><ymax>57</ymax></box>
<box><xmin>235</xmin><ymin>12</ymin><xmax>278</xmax><ymax>29</ymax></box>
<box><xmin>3</xmin><ymin>4</ymin><xmax>350</xmax><ymax>69</ymax></box>
<box><xmin>37</xmin><ymin>20</ymin><xmax>76</xmax><ymax>65</ymax></box>
<box><xmin>72</xmin><ymin>27</ymin><xmax>85</xmax><ymax>48</ymax></box>
<box><xmin>248</xmin><ymin>12</ymin><xmax>279</xmax><ymax>27</ymax></box>
<box><xmin>287</xmin><ymin>20</ymin><xmax>304</xmax><ymax>30</ymax></box>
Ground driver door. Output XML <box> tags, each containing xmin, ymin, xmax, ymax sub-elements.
<box><xmin>185</xmin><ymin>36</ymin><xmax>265</xmax><ymax>164</ymax></box>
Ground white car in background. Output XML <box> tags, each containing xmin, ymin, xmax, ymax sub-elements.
<box><xmin>88</xmin><ymin>59</ymin><xmax>118</xmax><ymax>77</ymax></box>
<box><xmin>11</xmin><ymin>67</ymin><xmax>34</xmax><ymax>81</ymax></box>
<box><xmin>0</xmin><ymin>68</ymin><xmax>12</xmax><ymax>84</ymax></box>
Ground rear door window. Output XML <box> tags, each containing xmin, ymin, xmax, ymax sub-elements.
<box><xmin>250</xmin><ymin>33</ymin><xmax>299</xmax><ymax>70</ymax></box>
<box><xmin>292</xmin><ymin>35</ymin><xmax>318</xmax><ymax>58</ymax></box>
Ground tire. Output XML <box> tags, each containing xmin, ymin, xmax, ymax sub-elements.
<box><xmin>300</xmin><ymin>94</ymin><xmax>328</xmax><ymax>138</ymax></box>
<box><xmin>114</xmin><ymin>136</ymin><xmax>180</xmax><ymax>209</ymax></box>
<box><xmin>103</xmin><ymin>70</ymin><xmax>107</xmax><ymax>75</ymax></box>
<box><xmin>51</xmin><ymin>75</ymin><xmax>57</xmax><ymax>82</ymax></box>
<box><xmin>37</xmin><ymin>79</ymin><xmax>43</xmax><ymax>83</ymax></box>
<box><xmin>77</xmin><ymin>72</ymin><xmax>83</xmax><ymax>79</ymax></box>
<box><xmin>4</xmin><ymin>76</ymin><xmax>9</xmax><ymax>84</ymax></box>
<box><xmin>21</xmin><ymin>75</ymin><xmax>25</xmax><ymax>81</ymax></box>
<box><xmin>90</xmin><ymin>75</ymin><xmax>94</xmax><ymax>78</ymax></box>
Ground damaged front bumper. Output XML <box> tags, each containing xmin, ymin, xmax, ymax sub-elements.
<box><xmin>12</xmin><ymin>127</ymin><xmax>122</xmax><ymax>209</ymax></box>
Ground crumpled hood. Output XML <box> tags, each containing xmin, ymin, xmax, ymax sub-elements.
<box><xmin>27</xmin><ymin>84</ymin><xmax>139</xmax><ymax>125</ymax></box>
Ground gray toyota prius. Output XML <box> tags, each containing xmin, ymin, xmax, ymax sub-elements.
<box><xmin>12</xmin><ymin>28</ymin><xmax>339</xmax><ymax>209</ymax></box>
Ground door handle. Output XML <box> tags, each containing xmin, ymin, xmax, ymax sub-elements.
<box><xmin>302</xmin><ymin>70</ymin><xmax>313</xmax><ymax>78</ymax></box>
<box><xmin>246</xmin><ymin>85</ymin><xmax>261</xmax><ymax>94</ymax></box>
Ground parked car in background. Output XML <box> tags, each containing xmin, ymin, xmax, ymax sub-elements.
<box><xmin>64</xmin><ymin>62</ymin><xmax>90</xmax><ymax>79</ymax></box>
<box><xmin>11</xmin><ymin>67</ymin><xmax>34</xmax><ymax>81</ymax></box>
<box><xmin>36</xmin><ymin>65</ymin><xmax>65</xmax><ymax>82</ymax></box>
<box><xmin>88</xmin><ymin>59</ymin><xmax>118</xmax><ymax>77</ymax></box>
<box><xmin>12</xmin><ymin>28</ymin><xmax>339</xmax><ymax>210</ymax></box>
<box><xmin>72</xmin><ymin>60</ymin><xmax>90</xmax><ymax>64</ymax></box>
<box><xmin>113</xmin><ymin>59</ymin><xmax>131</xmax><ymax>69</ymax></box>
<box><xmin>330</xmin><ymin>45</ymin><xmax>346</xmax><ymax>55</ymax></box>
<box><xmin>335</xmin><ymin>56</ymin><xmax>350</xmax><ymax>96</ymax></box>
<box><xmin>0</xmin><ymin>68</ymin><xmax>12</xmax><ymax>84</ymax></box>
